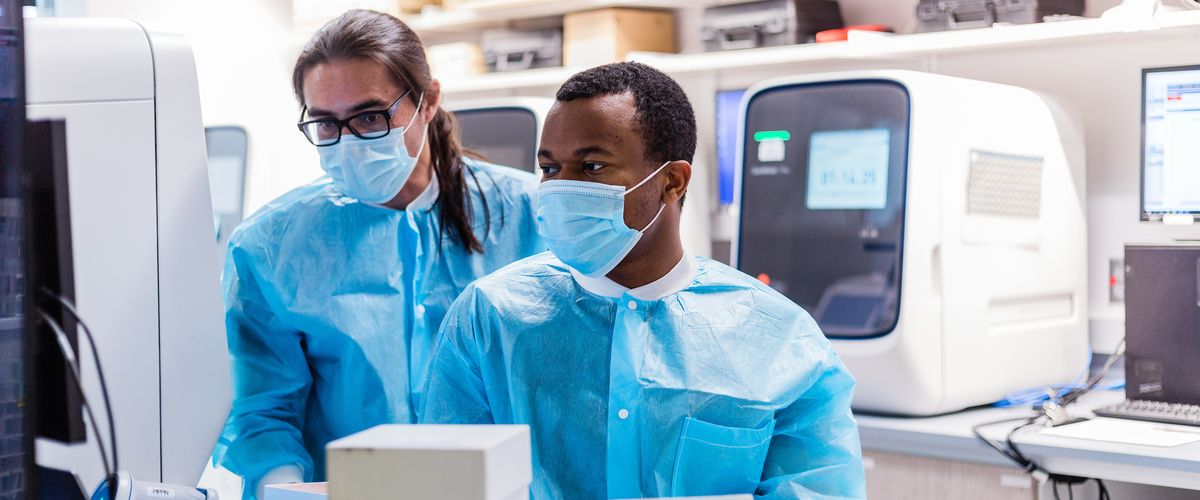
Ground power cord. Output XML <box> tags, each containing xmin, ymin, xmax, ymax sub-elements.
<box><xmin>37</xmin><ymin>310</ymin><xmax>115</xmax><ymax>496</ymax></box>
<box><xmin>39</xmin><ymin>289</ymin><xmax>119</xmax><ymax>497</ymax></box>
<box><xmin>973</xmin><ymin>340</ymin><xmax>1126</xmax><ymax>500</ymax></box>
<box><xmin>1056</xmin><ymin>339</ymin><xmax>1126</xmax><ymax>411</ymax></box>
<box><xmin>974</xmin><ymin>416</ymin><xmax>1096</xmax><ymax>498</ymax></box>
<box><xmin>998</xmin><ymin>341</ymin><xmax>1127</xmax><ymax>410</ymax></box>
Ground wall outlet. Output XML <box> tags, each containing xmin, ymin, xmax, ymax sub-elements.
<box><xmin>1109</xmin><ymin>258</ymin><xmax>1125</xmax><ymax>303</ymax></box>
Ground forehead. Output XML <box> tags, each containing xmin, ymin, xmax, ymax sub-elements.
<box><xmin>302</xmin><ymin>58</ymin><xmax>401</xmax><ymax>107</ymax></box>
<box><xmin>541</xmin><ymin>93</ymin><xmax>641</xmax><ymax>156</ymax></box>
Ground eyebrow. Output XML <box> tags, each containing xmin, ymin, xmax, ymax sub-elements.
<box><xmin>537</xmin><ymin>145</ymin><xmax>615</xmax><ymax>160</ymax></box>
<box><xmin>306</xmin><ymin>98</ymin><xmax>390</xmax><ymax>118</ymax></box>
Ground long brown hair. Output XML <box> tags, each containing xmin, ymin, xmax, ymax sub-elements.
<box><xmin>293</xmin><ymin>9</ymin><xmax>488</xmax><ymax>253</ymax></box>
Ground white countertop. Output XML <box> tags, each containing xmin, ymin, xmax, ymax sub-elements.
<box><xmin>855</xmin><ymin>391</ymin><xmax>1200</xmax><ymax>490</ymax></box>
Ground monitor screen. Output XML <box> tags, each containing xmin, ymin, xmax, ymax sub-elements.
<box><xmin>1142</xmin><ymin>66</ymin><xmax>1200</xmax><ymax>219</ymax></box>
<box><xmin>715</xmin><ymin>89</ymin><xmax>746</xmax><ymax>206</ymax></box>
<box><xmin>805</xmin><ymin>128</ymin><xmax>890</xmax><ymax>210</ymax></box>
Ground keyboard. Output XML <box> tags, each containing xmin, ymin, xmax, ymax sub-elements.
<box><xmin>1093</xmin><ymin>400</ymin><xmax>1200</xmax><ymax>427</ymax></box>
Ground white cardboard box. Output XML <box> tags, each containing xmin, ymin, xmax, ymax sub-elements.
<box><xmin>327</xmin><ymin>424</ymin><xmax>531</xmax><ymax>500</ymax></box>
<box><xmin>427</xmin><ymin>42</ymin><xmax>486</xmax><ymax>79</ymax></box>
<box><xmin>618</xmin><ymin>496</ymin><xmax>754</xmax><ymax>500</ymax></box>
<box><xmin>264</xmin><ymin>483</ymin><xmax>328</xmax><ymax>500</ymax></box>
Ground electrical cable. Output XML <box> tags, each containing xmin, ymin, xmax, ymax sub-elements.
<box><xmin>38</xmin><ymin>310</ymin><xmax>115</xmax><ymax>495</ymax></box>
<box><xmin>1059</xmin><ymin>339</ymin><xmax>1126</xmax><ymax>409</ymax></box>
<box><xmin>975</xmin><ymin>414</ymin><xmax>1114</xmax><ymax>500</ymax></box>
<box><xmin>40</xmin><ymin>289</ymin><xmax>119</xmax><ymax>496</ymax></box>
<box><xmin>971</xmin><ymin>415</ymin><xmax>1040</xmax><ymax>469</ymax></box>
<box><xmin>1006</xmin><ymin>418</ymin><xmax>1040</xmax><ymax>467</ymax></box>
<box><xmin>998</xmin><ymin>340</ymin><xmax>1128</xmax><ymax>408</ymax></box>
<box><xmin>997</xmin><ymin>349</ymin><xmax>1093</xmax><ymax>408</ymax></box>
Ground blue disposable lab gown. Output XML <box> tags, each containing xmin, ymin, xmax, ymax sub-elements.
<box><xmin>420</xmin><ymin>253</ymin><xmax>865</xmax><ymax>499</ymax></box>
<box><xmin>211</xmin><ymin>159</ymin><xmax>544</xmax><ymax>497</ymax></box>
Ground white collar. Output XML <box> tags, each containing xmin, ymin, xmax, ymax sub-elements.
<box><xmin>570</xmin><ymin>253</ymin><xmax>698</xmax><ymax>301</ymax></box>
<box><xmin>406</xmin><ymin>171</ymin><xmax>439</xmax><ymax>211</ymax></box>
<box><xmin>359</xmin><ymin>171</ymin><xmax>439</xmax><ymax>211</ymax></box>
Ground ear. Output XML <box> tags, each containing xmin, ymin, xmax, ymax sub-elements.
<box><xmin>662</xmin><ymin>160</ymin><xmax>692</xmax><ymax>206</ymax></box>
<box><xmin>423</xmin><ymin>79</ymin><xmax>443</xmax><ymax>123</ymax></box>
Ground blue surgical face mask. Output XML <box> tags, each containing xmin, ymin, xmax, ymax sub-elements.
<box><xmin>318</xmin><ymin>93</ymin><xmax>427</xmax><ymax>204</ymax></box>
<box><xmin>536</xmin><ymin>161</ymin><xmax>671</xmax><ymax>277</ymax></box>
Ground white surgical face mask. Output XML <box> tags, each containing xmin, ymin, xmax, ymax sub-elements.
<box><xmin>318</xmin><ymin>93</ymin><xmax>426</xmax><ymax>204</ymax></box>
<box><xmin>535</xmin><ymin>161</ymin><xmax>671</xmax><ymax>277</ymax></box>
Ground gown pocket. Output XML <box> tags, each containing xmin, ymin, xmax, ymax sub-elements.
<box><xmin>670</xmin><ymin>416</ymin><xmax>776</xmax><ymax>496</ymax></box>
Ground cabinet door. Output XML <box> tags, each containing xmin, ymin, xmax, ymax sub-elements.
<box><xmin>864</xmin><ymin>450</ymin><xmax>1036</xmax><ymax>500</ymax></box>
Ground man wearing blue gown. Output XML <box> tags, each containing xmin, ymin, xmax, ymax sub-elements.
<box><xmin>421</xmin><ymin>62</ymin><xmax>865</xmax><ymax>500</ymax></box>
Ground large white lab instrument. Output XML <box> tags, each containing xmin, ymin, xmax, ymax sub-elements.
<box><xmin>26</xmin><ymin>18</ymin><xmax>231</xmax><ymax>486</ymax></box>
<box><xmin>734</xmin><ymin>70</ymin><xmax>1089</xmax><ymax>415</ymax></box>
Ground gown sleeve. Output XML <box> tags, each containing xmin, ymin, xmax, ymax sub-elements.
<box><xmin>212</xmin><ymin>243</ymin><xmax>314</xmax><ymax>500</ymax></box>
<box><xmin>757</xmin><ymin>330</ymin><xmax>866</xmax><ymax>500</ymax></box>
<box><xmin>418</xmin><ymin>284</ymin><xmax>495</xmax><ymax>425</ymax></box>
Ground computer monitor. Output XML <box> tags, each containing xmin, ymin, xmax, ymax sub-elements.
<box><xmin>1142</xmin><ymin>65</ymin><xmax>1200</xmax><ymax>222</ymax></box>
<box><xmin>205</xmin><ymin>125</ymin><xmax>248</xmax><ymax>255</ymax></box>
<box><xmin>2</xmin><ymin>3</ymin><xmax>85</xmax><ymax>497</ymax></box>
<box><xmin>453</xmin><ymin>107</ymin><xmax>538</xmax><ymax>172</ymax></box>
<box><xmin>715</xmin><ymin>89</ymin><xmax>747</xmax><ymax>206</ymax></box>
<box><xmin>0</xmin><ymin>1</ymin><xmax>31</xmax><ymax>497</ymax></box>
<box><xmin>447</xmin><ymin>98</ymin><xmax>551</xmax><ymax>174</ymax></box>
<box><xmin>3</xmin><ymin>2</ymin><xmax>86</xmax><ymax>497</ymax></box>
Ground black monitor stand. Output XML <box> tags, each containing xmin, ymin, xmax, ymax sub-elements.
<box><xmin>24</xmin><ymin>119</ymin><xmax>84</xmax><ymax>445</ymax></box>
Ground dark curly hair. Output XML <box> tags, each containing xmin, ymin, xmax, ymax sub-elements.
<box><xmin>556</xmin><ymin>62</ymin><xmax>697</xmax><ymax>167</ymax></box>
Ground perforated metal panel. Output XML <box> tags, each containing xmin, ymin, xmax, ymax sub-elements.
<box><xmin>967</xmin><ymin>150</ymin><xmax>1043</xmax><ymax>219</ymax></box>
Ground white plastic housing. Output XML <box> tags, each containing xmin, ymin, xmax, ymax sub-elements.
<box><xmin>735</xmin><ymin>70</ymin><xmax>1090</xmax><ymax>416</ymax></box>
<box><xmin>26</xmin><ymin>17</ymin><xmax>231</xmax><ymax>486</ymax></box>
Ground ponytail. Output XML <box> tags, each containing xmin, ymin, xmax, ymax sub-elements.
<box><xmin>426</xmin><ymin>107</ymin><xmax>488</xmax><ymax>253</ymax></box>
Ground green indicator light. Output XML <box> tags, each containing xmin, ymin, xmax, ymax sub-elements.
<box><xmin>753</xmin><ymin>130</ymin><xmax>791</xmax><ymax>142</ymax></box>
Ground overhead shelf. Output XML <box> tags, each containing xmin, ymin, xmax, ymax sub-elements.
<box><xmin>439</xmin><ymin>65</ymin><xmax>581</xmax><ymax>94</ymax></box>
<box><xmin>406</xmin><ymin>0</ymin><xmax>695</xmax><ymax>33</ymax></box>
<box><xmin>439</xmin><ymin>11</ymin><xmax>1200</xmax><ymax>95</ymax></box>
<box><xmin>629</xmin><ymin>11</ymin><xmax>1200</xmax><ymax>74</ymax></box>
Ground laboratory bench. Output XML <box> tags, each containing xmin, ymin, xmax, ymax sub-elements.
<box><xmin>855</xmin><ymin>391</ymin><xmax>1200</xmax><ymax>499</ymax></box>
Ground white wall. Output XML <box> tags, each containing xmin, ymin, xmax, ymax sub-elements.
<box><xmin>71</xmin><ymin>0</ymin><xmax>320</xmax><ymax>215</ymax></box>
<box><xmin>64</xmin><ymin>0</ymin><xmax>1193</xmax><ymax>219</ymax></box>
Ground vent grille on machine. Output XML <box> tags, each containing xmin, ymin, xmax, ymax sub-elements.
<box><xmin>967</xmin><ymin>150</ymin><xmax>1044</xmax><ymax>219</ymax></box>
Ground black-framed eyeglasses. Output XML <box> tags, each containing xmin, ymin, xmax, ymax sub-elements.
<box><xmin>297</xmin><ymin>90</ymin><xmax>413</xmax><ymax>147</ymax></box>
